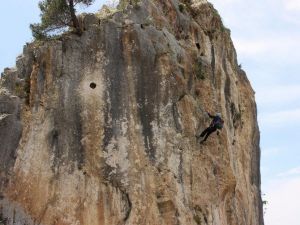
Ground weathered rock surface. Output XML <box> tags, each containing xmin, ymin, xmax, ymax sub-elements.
<box><xmin>0</xmin><ymin>0</ymin><xmax>263</xmax><ymax>224</ymax></box>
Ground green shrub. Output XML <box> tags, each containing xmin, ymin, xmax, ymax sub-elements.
<box><xmin>179</xmin><ymin>3</ymin><xmax>185</xmax><ymax>13</ymax></box>
<box><xmin>30</xmin><ymin>0</ymin><xmax>95</xmax><ymax>39</ymax></box>
<box><xmin>24</xmin><ymin>76</ymin><xmax>31</xmax><ymax>105</ymax></box>
<box><xmin>195</xmin><ymin>61</ymin><xmax>206</xmax><ymax>80</ymax></box>
<box><xmin>15</xmin><ymin>83</ymin><xmax>24</xmax><ymax>96</ymax></box>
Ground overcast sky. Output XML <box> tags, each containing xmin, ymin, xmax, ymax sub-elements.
<box><xmin>0</xmin><ymin>1</ymin><xmax>299</xmax><ymax>225</ymax></box>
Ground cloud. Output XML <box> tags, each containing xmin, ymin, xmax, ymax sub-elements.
<box><xmin>281</xmin><ymin>0</ymin><xmax>300</xmax><ymax>24</ymax></box>
<box><xmin>259</xmin><ymin>108</ymin><xmax>300</xmax><ymax>127</ymax></box>
<box><xmin>277</xmin><ymin>167</ymin><xmax>300</xmax><ymax>177</ymax></box>
<box><xmin>234</xmin><ymin>36</ymin><xmax>300</xmax><ymax>59</ymax></box>
<box><xmin>256</xmin><ymin>85</ymin><xmax>300</xmax><ymax>105</ymax></box>
<box><xmin>209</xmin><ymin>0</ymin><xmax>240</xmax><ymax>5</ymax></box>
<box><xmin>263</xmin><ymin>176</ymin><xmax>300</xmax><ymax>225</ymax></box>
<box><xmin>234</xmin><ymin>39</ymin><xmax>269</xmax><ymax>55</ymax></box>
<box><xmin>262</xmin><ymin>147</ymin><xmax>281</xmax><ymax>157</ymax></box>
<box><xmin>210</xmin><ymin>0</ymin><xmax>300</xmax><ymax>63</ymax></box>
<box><xmin>284</xmin><ymin>0</ymin><xmax>300</xmax><ymax>11</ymax></box>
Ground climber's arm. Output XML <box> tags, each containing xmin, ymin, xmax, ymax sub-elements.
<box><xmin>207</xmin><ymin>112</ymin><xmax>215</xmax><ymax>119</ymax></box>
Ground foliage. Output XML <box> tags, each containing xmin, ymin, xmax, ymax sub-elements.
<box><xmin>0</xmin><ymin>212</ymin><xmax>7</xmax><ymax>225</ymax></box>
<box><xmin>262</xmin><ymin>200</ymin><xmax>268</xmax><ymax>205</ymax></box>
<box><xmin>15</xmin><ymin>82</ymin><xmax>24</xmax><ymax>97</ymax></box>
<box><xmin>262</xmin><ymin>193</ymin><xmax>268</xmax><ymax>214</ymax></box>
<box><xmin>178</xmin><ymin>3</ymin><xmax>185</xmax><ymax>13</ymax></box>
<box><xmin>24</xmin><ymin>75</ymin><xmax>31</xmax><ymax>105</ymax></box>
<box><xmin>30</xmin><ymin>0</ymin><xmax>95</xmax><ymax>39</ymax></box>
<box><xmin>118</xmin><ymin>0</ymin><xmax>140</xmax><ymax>10</ymax></box>
<box><xmin>195</xmin><ymin>60</ymin><xmax>206</xmax><ymax>80</ymax></box>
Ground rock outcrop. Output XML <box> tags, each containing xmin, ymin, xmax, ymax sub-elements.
<box><xmin>0</xmin><ymin>0</ymin><xmax>263</xmax><ymax>224</ymax></box>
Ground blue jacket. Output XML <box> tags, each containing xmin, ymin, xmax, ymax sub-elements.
<box><xmin>208</xmin><ymin>113</ymin><xmax>223</xmax><ymax>128</ymax></box>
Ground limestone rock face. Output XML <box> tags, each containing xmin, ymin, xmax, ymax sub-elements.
<box><xmin>0</xmin><ymin>0</ymin><xmax>263</xmax><ymax>225</ymax></box>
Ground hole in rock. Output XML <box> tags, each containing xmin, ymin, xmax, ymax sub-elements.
<box><xmin>141</xmin><ymin>24</ymin><xmax>145</xmax><ymax>29</ymax></box>
<box><xmin>90</xmin><ymin>82</ymin><xmax>96</xmax><ymax>89</ymax></box>
<box><xmin>196</xmin><ymin>43</ymin><xmax>200</xmax><ymax>50</ymax></box>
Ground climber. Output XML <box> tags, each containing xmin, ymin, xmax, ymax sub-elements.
<box><xmin>197</xmin><ymin>112</ymin><xmax>224</xmax><ymax>144</ymax></box>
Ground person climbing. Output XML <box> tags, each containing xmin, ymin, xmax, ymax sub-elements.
<box><xmin>197</xmin><ymin>112</ymin><xmax>224</xmax><ymax>144</ymax></box>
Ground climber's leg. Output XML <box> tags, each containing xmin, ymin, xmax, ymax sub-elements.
<box><xmin>200</xmin><ymin>127</ymin><xmax>210</xmax><ymax>137</ymax></box>
<box><xmin>200</xmin><ymin>127</ymin><xmax>217</xmax><ymax>143</ymax></box>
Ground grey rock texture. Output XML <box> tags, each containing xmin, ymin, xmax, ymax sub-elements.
<box><xmin>0</xmin><ymin>89</ymin><xmax>22</xmax><ymax>186</ymax></box>
<box><xmin>0</xmin><ymin>0</ymin><xmax>263</xmax><ymax>225</ymax></box>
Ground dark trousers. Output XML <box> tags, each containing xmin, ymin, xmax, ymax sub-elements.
<box><xmin>200</xmin><ymin>126</ymin><xmax>217</xmax><ymax>142</ymax></box>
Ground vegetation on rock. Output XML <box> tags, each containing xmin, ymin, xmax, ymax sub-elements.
<box><xmin>30</xmin><ymin>0</ymin><xmax>95</xmax><ymax>39</ymax></box>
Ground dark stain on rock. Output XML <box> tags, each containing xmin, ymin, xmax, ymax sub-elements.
<box><xmin>102</xmin><ymin>94</ymin><xmax>114</xmax><ymax>149</ymax></box>
<box><xmin>157</xmin><ymin>200</ymin><xmax>175</xmax><ymax>214</ymax></box>
<box><xmin>222</xmin><ymin>52</ymin><xmax>232</xmax><ymax>126</ymax></box>
<box><xmin>188</xmin><ymin>71</ymin><xmax>194</xmax><ymax>91</ymax></box>
<box><xmin>0</xmin><ymin>212</ymin><xmax>8</xmax><ymax>225</ymax></box>
<box><xmin>193</xmin><ymin>205</ymin><xmax>209</xmax><ymax>225</ymax></box>
<box><xmin>48</xmin><ymin>69</ymin><xmax>85</xmax><ymax>172</ymax></box>
<box><xmin>123</xmin><ymin>192</ymin><xmax>132</xmax><ymax>222</ymax></box>
<box><xmin>49</xmin><ymin>128</ymin><xmax>60</xmax><ymax>172</ymax></box>
<box><xmin>101</xmin><ymin>22</ymin><xmax>127</xmax><ymax>149</ymax></box>
<box><xmin>211</xmin><ymin>44</ymin><xmax>216</xmax><ymax>84</ymax></box>
<box><xmin>37</xmin><ymin>61</ymin><xmax>46</xmax><ymax>95</ymax></box>
<box><xmin>102</xmin><ymin>163</ymin><xmax>124</xmax><ymax>191</ymax></box>
<box><xmin>172</xmin><ymin>103</ymin><xmax>182</xmax><ymax>133</ymax></box>
<box><xmin>49</xmin><ymin>129</ymin><xmax>59</xmax><ymax>149</ymax></box>
<box><xmin>72</xmin><ymin>102</ymin><xmax>85</xmax><ymax>169</ymax></box>
<box><xmin>128</xmin><ymin>27</ymin><xmax>162</xmax><ymax>161</ymax></box>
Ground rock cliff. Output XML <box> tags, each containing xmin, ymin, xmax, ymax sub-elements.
<box><xmin>0</xmin><ymin>0</ymin><xmax>263</xmax><ymax>224</ymax></box>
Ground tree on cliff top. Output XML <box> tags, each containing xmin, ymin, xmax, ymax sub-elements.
<box><xmin>30</xmin><ymin>0</ymin><xmax>94</xmax><ymax>39</ymax></box>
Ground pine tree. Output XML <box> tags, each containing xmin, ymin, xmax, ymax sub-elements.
<box><xmin>30</xmin><ymin>0</ymin><xmax>94</xmax><ymax>39</ymax></box>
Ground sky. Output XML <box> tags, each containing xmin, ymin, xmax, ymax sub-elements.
<box><xmin>0</xmin><ymin>0</ymin><xmax>299</xmax><ymax>224</ymax></box>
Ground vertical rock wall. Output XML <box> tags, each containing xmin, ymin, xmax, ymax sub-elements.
<box><xmin>0</xmin><ymin>0</ymin><xmax>263</xmax><ymax>224</ymax></box>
